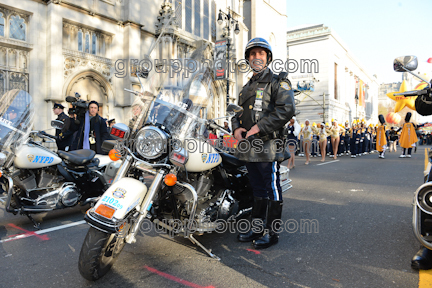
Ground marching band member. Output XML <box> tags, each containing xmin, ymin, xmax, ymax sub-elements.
<box><xmin>344</xmin><ymin>121</ymin><xmax>351</xmax><ymax>155</ymax></box>
<box><xmin>328</xmin><ymin>119</ymin><xmax>344</xmax><ymax>160</ymax></box>
<box><xmin>376</xmin><ymin>115</ymin><xmax>387</xmax><ymax>159</ymax></box>
<box><xmin>399</xmin><ymin>112</ymin><xmax>418</xmax><ymax>158</ymax></box>
<box><xmin>326</xmin><ymin>122</ymin><xmax>331</xmax><ymax>156</ymax></box>
<box><xmin>285</xmin><ymin>117</ymin><xmax>301</xmax><ymax>169</ymax></box>
<box><xmin>350</xmin><ymin>121</ymin><xmax>359</xmax><ymax>158</ymax></box>
<box><xmin>300</xmin><ymin>119</ymin><xmax>313</xmax><ymax>164</ymax></box>
<box><xmin>317</xmin><ymin>122</ymin><xmax>328</xmax><ymax>162</ymax></box>
<box><xmin>311</xmin><ymin>122</ymin><xmax>319</xmax><ymax>157</ymax></box>
<box><xmin>338</xmin><ymin>123</ymin><xmax>345</xmax><ymax>156</ymax></box>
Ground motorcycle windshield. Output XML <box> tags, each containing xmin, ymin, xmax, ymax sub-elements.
<box><xmin>127</xmin><ymin>42</ymin><xmax>218</xmax><ymax>141</ymax></box>
<box><xmin>0</xmin><ymin>90</ymin><xmax>34</xmax><ymax>152</ymax></box>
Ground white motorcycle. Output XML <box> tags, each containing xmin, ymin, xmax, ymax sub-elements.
<box><xmin>0</xmin><ymin>89</ymin><xmax>120</xmax><ymax>228</ymax></box>
<box><xmin>77</xmin><ymin>42</ymin><xmax>292</xmax><ymax>280</ymax></box>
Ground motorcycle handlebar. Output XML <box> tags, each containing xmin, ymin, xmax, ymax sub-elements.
<box><xmin>207</xmin><ymin>120</ymin><xmax>232</xmax><ymax>136</ymax></box>
<box><xmin>37</xmin><ymin>131</ymin><xmax>57</xmax><ymax>140</ymax></box>
<box><xmin>394</xmin><ymin>89</ymin><xmax>430</xmax><ymax>97</ymax></box>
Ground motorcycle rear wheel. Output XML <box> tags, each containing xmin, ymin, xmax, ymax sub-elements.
<box><xmin>78</xmin><ymin>227</ymin><xmax>126</xmax><ymax>281</ymax></box>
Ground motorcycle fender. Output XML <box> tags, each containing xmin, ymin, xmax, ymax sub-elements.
<box><xmin>93</xmin><ymin>177</ymin><xmax>147</xmax><ymax>220</ymax></box>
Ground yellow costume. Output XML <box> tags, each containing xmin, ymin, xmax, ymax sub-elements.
<box><xmin>314</xmin><ymin>127</ymin><xmax>327</xmax><ymax>142</ymax></box>
<box><xmin>301</xmin><ymin>126</ymin><xmax>313</xmax><ymax>141</ymax></box>
<box><xmin>326</xmin><ymin>126</ymin><xmax>343</xmax><ymax>138</ymax></box>
<box><xmin>376</xmin><ymin>125</ymin><xmax>387</xmax><ymax>152</ymax></box>
<box><xmin>400</xmin><ymin>122</ymin><xmax>418</xmax><ymax>149</ymax></box>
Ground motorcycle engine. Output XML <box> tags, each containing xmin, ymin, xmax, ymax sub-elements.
<box><xmin>59</xmin><ymin>183</ymin><xmax>80</xmax><ymax>207</ymax></box>
<box><xmin>13</xmin><ymin>167</ymin><xmax>58</xmax><ymax>194</ymax></box>
<box><xmin>12</xmin><ymin>169</ymin><xmax>37</xmax><ymax>192</ymax></box>
<box><xmin>173</xmin><ymin>172</ymin><xmax>213</xmax><ymax>203</ymax></box>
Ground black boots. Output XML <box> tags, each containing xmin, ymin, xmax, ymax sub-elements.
<box><xmin>253</xmin><ymin>200</ymin><xmax>283</xmax><ymax>249</ymax></box>
<box><xmin>237</xmin><ymin>196</ymin><xmax>268</xmax><ymax>242</ymax></box>
<box><xmin>412</xmin><ymin>247</ymin><xmax>432</xmax><ymax>270</ymax></box>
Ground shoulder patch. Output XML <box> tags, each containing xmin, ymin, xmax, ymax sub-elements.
<box><xmin>280</xmin><ymin>81</ymin><xmax>291</xmax><ymax>91</ymax></box>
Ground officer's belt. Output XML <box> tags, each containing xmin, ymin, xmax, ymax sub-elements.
<box><xmin>247</xmin><ymin>130</ymin><xmax>280</xmax><ymax>142</ymax></box>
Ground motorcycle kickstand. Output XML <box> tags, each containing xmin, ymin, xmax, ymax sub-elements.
<box><xmin>188</xmin><ymin>234</ymin><xmax>221</xmax><ymax>261</ymax></box>
<box><xmin>25</xmin><ymin>213</ymin><xmax>40</xmax><ymax>230</ymax></box>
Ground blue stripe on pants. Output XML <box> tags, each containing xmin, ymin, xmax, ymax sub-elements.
<box><xmin>245</xmin><ymin>162</ymin><xmax>282</xmax><ymax>201</ymax></box>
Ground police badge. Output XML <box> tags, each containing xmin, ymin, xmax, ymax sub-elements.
<box><xmin>280</xmin><ymin>81</ymin><xmax>291</xmax><ymax>90</ymax></box>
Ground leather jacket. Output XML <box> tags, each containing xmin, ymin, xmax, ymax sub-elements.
<box><xmin>232</xmin><ymin>68</ymin><xmax>295</xmax><ymax>162</ymax></box>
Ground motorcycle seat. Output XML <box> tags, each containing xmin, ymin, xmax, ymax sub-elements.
<box><xmin>220</xmin><ymin>152</ymin><xmax>245</xmax><ymax>167</ymax></box>
<box><xmin>58</xmin><ymin>149</ymin><xmax>96</xmax><ymax>165</ymax></box>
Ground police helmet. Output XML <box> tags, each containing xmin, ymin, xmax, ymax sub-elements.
<box><xmin>244</xmin><ymin>37</ymin><xmax>273</xmax><ymax>64</ymax></box>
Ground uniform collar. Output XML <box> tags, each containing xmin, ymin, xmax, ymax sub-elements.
<box><xmin>250</xmin><ymin>68</ymin><xmax>272</xmax><ymax>83</ymax></box>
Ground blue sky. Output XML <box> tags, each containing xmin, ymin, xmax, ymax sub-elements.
<box><xmin>286</xmin><ymin>0</ymin><xmax>432</xmax><ymax>84</ymax></box>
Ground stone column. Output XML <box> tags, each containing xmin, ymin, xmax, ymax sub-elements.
<box><xmin>46</xmin><ymin>2</ymin><xmax>63</xmax><ymax>101</ymax></box>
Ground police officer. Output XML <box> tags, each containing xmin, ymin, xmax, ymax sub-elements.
<box><xmin>232</xmin><ymin>37</ymin><xmax>295</xmax><ymax>249</ymax></box>
<box><xmin>52</xmin><ymin>103</ymin><xmax>73</xmax><ymax>151</ymax></box>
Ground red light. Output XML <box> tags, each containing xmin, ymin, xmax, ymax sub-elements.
<box><xmin>171</xmin><ymin>153</ymin><xmax>186</xmax><ymax>164</ymax></box>
<box><xmin>111</xmin><ymin>128</ymin><xmax>125</xmax><ymax>138</ymax></box>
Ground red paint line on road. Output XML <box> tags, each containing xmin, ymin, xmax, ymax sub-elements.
<box><xmin>246</xmin><ymin>249</ymin><xmax>261</xmax><ymax>255</ymax></box>
<box><xmin>7</xmin><ymin>223</ymin><xmax>49</xmax><ymax>241</ymax></box>
<box><xmin>144</xmin><ymin>265</ymin><xmax>215</xmax><ymax>288</ymax></box>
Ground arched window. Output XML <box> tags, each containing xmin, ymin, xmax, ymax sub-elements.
<box><xmin>194</xmin><ymin>0</ymin><xmax>201</xmax><ymax>37</ymax></box>
<box><xmin>0</xmin><ymin>12</ymin><xmax>5</xmax><ymax>37</ymax></box>
<box><xmin>78</xmin><ymin>30</ymin><xmax>83</xmax><ymax>52</ymax></box>
<box><xmin>9</xmin><ymin>73</ymin><xmax>27</xmax><ymax>91</ymax></box>
<box><xmin>85</xmin><ymin>32</ymin><xmax>90</xmax><ymax>53</ymax></box>
<box><xmin>9</xmin><ymin>15</ymin><xmax>26</xmax><ymax>41</ymax></box>
<box><xmin>185</xmin><ymin>0</ymin><xmax>192</xmax><ymax>33</ymax></box>
<box><xmin>174</xmin><ymin>0</ymin><xmax>182</xmax><ymax>29</ymax></box>
<box><xmin>203</xmin><ymin>0</ymin><xmax>209</xmax><ymax>40</ymax></box>
<box><xmin>91</xmin><ymin>33</ymin><xmax>97</xmax><ymax>55</ymax></box>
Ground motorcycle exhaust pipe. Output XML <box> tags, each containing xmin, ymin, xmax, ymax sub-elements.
<box><xmin>413</xmin><ymin>182</ymin><xmax>432</xmax><ymax>250</ymax></box>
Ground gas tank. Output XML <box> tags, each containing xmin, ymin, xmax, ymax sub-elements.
<box><xmin>183</xmin><ymin>139</ymin><xmax>221</xmax><ymax>172</ymax></box>
<box><xmin>14</xmin><ymin>143</ymin><xmax>62</xmax><ymax>169</ymax></box>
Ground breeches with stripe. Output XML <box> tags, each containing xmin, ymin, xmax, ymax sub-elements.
<box><xmin>245</xmin><ymin>162</ymin><xmax>282</xmax><ymax>201</ymax></box>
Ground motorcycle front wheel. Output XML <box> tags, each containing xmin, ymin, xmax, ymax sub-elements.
<box><xmin>78</xmin><ymin>227</ymin><xmax>126</xmax><ymax>281</ymax></box>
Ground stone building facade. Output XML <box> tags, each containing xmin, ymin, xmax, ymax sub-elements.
<box><xmin>0</xmin><ymin>0</ymin><xmax>287</xmax><ymax>130</ymax></box>
<box><xmin>287</xmin><ymin>24</ymin><xmax>379</xmax><ymax>125</ymax></box>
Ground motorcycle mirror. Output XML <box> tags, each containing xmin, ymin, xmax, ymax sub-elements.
<box><xmin>51</xmin><ymin>120</ymin><xmax>64</xmax><ymax>130</ymax></box>
<box><xmin>393</xmin><ymin>56</ymin><xmax>418</xmax><ymax>72</ymax></box>
<box><xmin>226</xmin><ymin>103</ymin><xmax>243</xmax><ymax>117</ymax></box>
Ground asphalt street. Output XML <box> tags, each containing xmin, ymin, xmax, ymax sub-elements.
<box><xmin>0</xmin><ymin>146</ymin><xmax>428</xmax><ymax>288</ymax></box>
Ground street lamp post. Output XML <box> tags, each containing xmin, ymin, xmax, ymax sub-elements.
<box><xmin>217</xmin><ymin>7</ymin><xmax>240</xmax><ymax>107</ymax></box>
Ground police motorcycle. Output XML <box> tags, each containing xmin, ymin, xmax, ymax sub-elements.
<box><xmin>77</xmin><ymin>43</ymin><xmax>291</xmax><ymax>281</ymax></box>
<box><xmin>391</xmin><ymin>56</ymin><xmax>432</xmax><ymax>269</ymax></box>
<box><xmin>0</xmin><ymin>89</ymin><xmax>119</xmax><ymax>228</ymax></box>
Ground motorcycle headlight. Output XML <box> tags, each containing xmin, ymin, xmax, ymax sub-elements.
<box><xmin>135</xmin><ymin>126</ymin><xmax>168</xmax><ymax>159</ymax></box>
<box><xmin>0</xmin><ymin>152</ymin><xmax>7</xmax><ymax>167</ymax></box>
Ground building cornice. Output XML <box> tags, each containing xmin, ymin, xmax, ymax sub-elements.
<box><xmin>62</xmin><ymin>48</ymin><xmax>113</xmax><ymax>66</ymax></box>
<box><xmin>287</xmin><ymin>25</ymin><xmax>331</xmax><ymax>43</ymax></box>
<box><xmin>0</xmin><ymin>37</ymin><xmax>33</xmax><ymax>51</ymax></box>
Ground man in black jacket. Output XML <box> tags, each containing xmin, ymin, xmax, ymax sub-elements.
<box><xmin>52</xmin><ymin>103</ymin><xmax>74</xmax><ymax>151</ymax></box>
<box><xmin>232</xmin><ymin>37</ymin><xmax>295</xmax><ymax>249</ymax></box>
<box><xmin>73</xmin><ymin>100</ymin><xmax>111</xmax><ymax>154</ymax></box>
